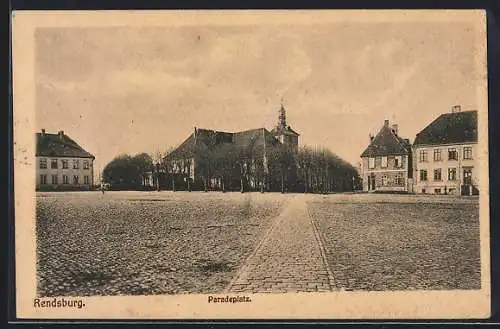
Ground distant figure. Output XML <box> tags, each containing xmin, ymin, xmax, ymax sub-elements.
<box><xmin>101</xmin><ymin>184</ymin><xmax>105</xmax><ymax>194</ymax></box>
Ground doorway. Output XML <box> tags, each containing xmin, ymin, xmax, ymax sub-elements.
<box><xmin>463</xmin><ymin>168</ymin><xmax>473</xmax><ymax>185</ymax></box>
<box><xmin>368</xmin><ymin>174</ymin><xmax>376</xmax><ymax>191</ymax></box>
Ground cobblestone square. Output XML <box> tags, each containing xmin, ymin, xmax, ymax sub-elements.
<box><xmin>36</xmin><ymin>191</ymin><xmax>285</xmax><ymax>296</ymax></box>
<box><xmin>36</xmin><ymin>191</ymin><xmax>481</xmax><ymax>296</ymax></box>
<box><xmin>308</xmin><ymin>194</ymin><xmax>481</xmax><ymax>291</ymax></box>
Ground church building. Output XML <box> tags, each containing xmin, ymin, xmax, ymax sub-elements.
<box><xmin>163</xmin><ymin>104</ymin><xmax>300</xmax><ymax>191</ymax></box>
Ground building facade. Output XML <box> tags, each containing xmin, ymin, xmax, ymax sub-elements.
<box><xmin>360</xmin><ymin>120</ymin><xmax>413</xmax><ymax>192</ymax></box>
<box><xmin>163</xmin><ymin>104</ymin><xmax>299</xmax><ymax>191</ymax></box>
<box><xmin>412</xmin><ymin>106</ymin><xmax>478</xmax><ymax>195</ymax></box>
<box><xmin>36</xmin><ymin>130</ymin><xmax>95</xmax><ymax>190</ymax></box>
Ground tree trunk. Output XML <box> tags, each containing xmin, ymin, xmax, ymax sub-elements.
<box><xmin>240</xmin><ymin>163</ymin><xmax>244</xmax><ymax>193</ymax></box>
<box><xmin>304</xmin><ymin>169</ymin><xmax>308</xmax><ymax>193</ymax></box>
<box><xmin>172</xmin><ymin>178</ymin><xmax>176</xmax><ymax>192</ymax></box>
<box><xmin>204</xmin><ymin>177</ymin><xmax>208</xmax><ymax>192</ymax></box>
<box><xmin>281</xmin><ymin>174</ymin><xmax>284</xmax><ymax>194</ymax></box>
<box><xmin>222</xmin><ymin>177</ymin><xmax>226</xmax><ymax>193</ymax></box>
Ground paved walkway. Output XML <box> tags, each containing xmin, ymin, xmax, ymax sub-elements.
<box><xmin>226</xmin><ymin>195</ymin><xmax>334</xmax><ymax>293</ymax></box>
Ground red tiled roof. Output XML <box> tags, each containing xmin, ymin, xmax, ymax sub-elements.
<box><xmin>36</xmin><ymin>132</ymin><xmax>94</xmax><ymax>158</ymax></box>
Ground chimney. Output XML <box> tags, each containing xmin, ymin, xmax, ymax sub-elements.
<box><xmin>384</xmin><ymin>119</ymin><xmax>389</xmax><ymax>127</ymax></box>
<box><xmin>391</xmin><ymin>124</ymin><xmax>398</xmax><ymax>136</ymax></box>
<box><xmin>41</xmin><ymin>129</ymin><xmax>46</xmax><ymax>136</ymax></box>
<box><xmin>452</xmin><ymin>105</ymin><xmax>461</xmax><ymax>113</ymax></box>
<box><xmin>369</xmin><ymin>133</ymin><xmax>374</xmax><ymax>142</ymax></box>
<box><xmin>58</xmin><ymin>130</ymin><xmax>64</xmax><ymax>139</ymax></box>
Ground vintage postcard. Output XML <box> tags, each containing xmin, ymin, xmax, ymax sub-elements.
<box><xmin>12</xmin><ymin>10</ymin><xmax>490</xmax><ymax>319</ymax></box>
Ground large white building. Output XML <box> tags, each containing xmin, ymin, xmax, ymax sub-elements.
<box><xmin>36</xmin><ymin>130</ymin><xmax>95</xmax><ymax>190</ymax></box>
<box><xmin>412</xmin><ymin>106</ymin><xmax>478</xmax><ymax>196</ymax></box>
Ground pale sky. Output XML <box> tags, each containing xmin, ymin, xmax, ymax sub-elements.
<box><xmin>35</xmin><ymin>19</ymin><xmax>481</xmax><ymax>175</ymax></box>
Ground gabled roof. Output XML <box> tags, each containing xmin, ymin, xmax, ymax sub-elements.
<box><xmin>270</xmin><ymin>125</ymin><xmax>300</xmax><ymax>136</ymax></box>
<box><xmin>413</xmin><ymin>110</ymin><xmax>477</xmax><ymax>146</ymax></box>
<box><xmin>36</xmin><ymin>132</ymin><xmax>94</xmax><ymax>158</ymax></box>
<box><xmin>235</xmin><ymin>128</ymin><xmax>283</xmax><ymax>151</ymax></box>
<box><xmin>165</xmin><ymin>128</ymin><xmax>235</xmax><ymax>160</ymax></box>
<box><xmin>164</xmin><ymin>133</ymin><xmax>196</xmax><ymax>160</ymax></box>
<box><xmin>165</xmin><ymin>127</ymin><xmax>283</xmax><ymax>160</ymax></box>
<box><xmin>194</xmin><ymin>128</ymin><xmax>234</xmax><ymax>146</ymax></box>
<box><xmin>360</xmin><ymin>123</ymin><xmax>411</xmax><ymax>157</ymax></box>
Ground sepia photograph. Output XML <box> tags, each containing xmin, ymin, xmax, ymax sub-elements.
<box><xmin>12</xmin><ymin>10</ymin><xmax>490</xmax><ymax>319</ymax></box>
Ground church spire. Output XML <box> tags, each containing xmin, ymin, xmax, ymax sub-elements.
<box><xmin>279</xmin><ymin>98</ymin><xmax>287</xmax><ymax>128</ymax></box>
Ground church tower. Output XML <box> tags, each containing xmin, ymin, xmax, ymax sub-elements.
<box><xmin>279</xmin><ymin>103</ymin><xmax>287</xmax><ymax>129</ymax></box>
<box><xmin>271</xmin><ymin>102</ymin><xmax>300</xmax><ymax>153</ymax></box>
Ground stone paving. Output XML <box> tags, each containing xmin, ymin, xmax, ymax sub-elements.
<box><xmin>36</xmin><ymin>192</ymin><xmax>480</xmax><ymax>296</ymax></box>
<box><xmin>36</xmin><ymin>191</ymin><xmax>286</xmax><ymax>297</ymax></box>
<box><xmin>226</xmin><ymin>195</ymin><xmax>334</xmax><ymax>293</ymax></box>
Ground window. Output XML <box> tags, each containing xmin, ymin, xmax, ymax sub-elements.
<box><xmin>448</xmin><ymin>168</ymin><xmax>457</xmax><ymax>181</ymax></box>
<box><xmin>394</xmin><ymin>174</ymin><xmax>403</xmax><ymax>185</ymax></box>
<box><xmin>433</xmin><ymin>149</ymin><xmax>442</xmax><ymax>161</ymax></box>
<box><xmin>73</xmin><ymin>175</ymin><xmax>79</xmax><ymax>184</ymax></box>
<box><xmin>463</xmin><ymin>168</ymin><xmax>473</xmax><ymax>185</ymax></box>
<box><xmin>448</xmin><ymin>148</ymin><xmax>457</xmax><ymax>160</ymax></box>
<box><xmin>419</xmin><ymin>150</ymin><xmax>428</xmax><ymax>162</ymax></box>
<box><xmin>394</xmin><ymin>156</ymin><xmax>403</xmax><ymax>168</ymax></box>
<box><xmin>463</xmin><ymin>147</ymin><xmax>473</xmax><ymax>160</ymax></box>
<box><xmin>62</xmin><ymin>159</ymin><xmax>69</xmax><ymax>169</ymax></box>
<box><xmin>422</xmin><ymin>188</ymin><xmax>426</xmax><ymax>194</ymax></box>
<box><xmin>51</xmin><ymin>175</ymin><xmax>58</xmax><ymax>185</ymax></box>
<box><xmin>40</xmin><ymin>174</ymin><xmax>47</xmax><ymax>185</ymax></box>
<box><xmin>83</xmin><ymin>160</ymin><xmax>90</xmax><ymax>169</ymax></box>
<box><xmin>381</xmin><ymin>175</ymin><xmax>388</xmax><ymax>186</ymax></box>
<box><xmin>63</xmin><ymin>175</ymin><xmax>69</xmax><ymax>184</ymax></box>
<box><xmin>39</xmin><ymin>158</ymin><xmax>47</xmax><ymax>169</ymax></box>
<box><xmin>381</xmin><ymin>156</ymin><xmax>388</xmax><ymax>168</ymax></box>
<box><xmin>420</xmin><ymin>170</ymin><xmax>428</xmax><ymax>181</ymax></box>
<box><xmin>434</xmin><ymin>188</ymin><xmax>441</xmax><ymax>195</ymax></box>
<box><xmin>433</xmin><ymin>168</ymin><xmax>442</xmax><ymax>181</ymax></box>
<box><xmin>368</xmin><ymin>157</ymin><xmax>375</xmax><ymax>169</ymax></box>
<box><xmin>73</xmin><ymin>160</ymin><xmax>80</xmax><ymax>169</ymax></box>
<box><xmin>84</xmin><ymin>175</ymin><xmax>90</xmax><ymax>185</ymax></box>
<box><xmin>51</xmin><ymin>159</ymin><xmax>58</xmax><ymax>169</ymax></box>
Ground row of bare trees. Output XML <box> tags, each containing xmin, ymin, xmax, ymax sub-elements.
<box><xmin>296</xmin><ymin>146</ymin><xmax>360</xmax><ymax>193</ymax></box>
